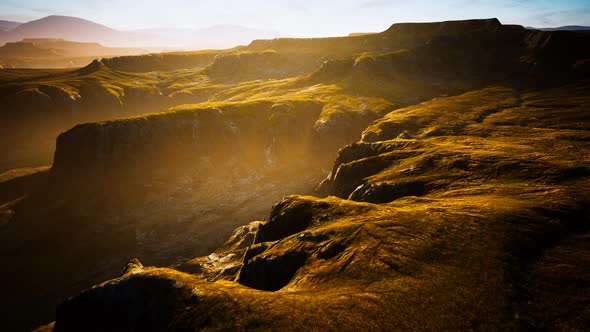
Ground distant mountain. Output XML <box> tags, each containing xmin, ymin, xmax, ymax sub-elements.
<box><xmin>0</xmin><ymin>15</ymin><xmax>147</xmax><ymax>47</ymax></box>
<box><xmin>348</xmin><ymin>32</ymin><xmax>377</xmax><ymax>36</ymax></box>
<box><xmin>528</xmin><ymin>25</ymin><xmax>590</xmax><ymax>31</ymax></box>
<box><xmin>0</xmin><ymin>20</ymin><xmax>21</xmax><ymax>31</ymax></box>
<box><xmin>0</xmin><ymin>15</ymin><xmax>283</xmax><ymax>50</ymax></box>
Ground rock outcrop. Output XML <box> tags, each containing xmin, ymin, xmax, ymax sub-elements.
<box><xmin>205</xmin><ymin>51</ymin><xmax>320</xmax><ymax>81</ymax></box>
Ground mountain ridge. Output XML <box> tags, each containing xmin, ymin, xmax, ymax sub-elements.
<box><xmin>0</xmin><ymin>15</ymin><xmax>283</xmax><ymax>49</ymax></box>
<box><xmin>0</xmin><ymin>15</ymin><xmax>146</xmax><ymax>47</ymax></box>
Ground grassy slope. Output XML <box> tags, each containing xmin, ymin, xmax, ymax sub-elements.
<box><xmin>51</xmin><ymin>81</ymin><xmax>590</xmax><ymax>331</ymax></box>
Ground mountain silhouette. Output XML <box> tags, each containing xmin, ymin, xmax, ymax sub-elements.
<box><xmin>0</xmin><ymin>20</ymin><xmax>21</xmax><ymax>31</ymax></box>
<box><xmin>528</xmin><ymin>25</ymin><xmax>590</xmax><ymax>31</ymax></box>
<box><xmin>0</xmin><ymin>15</ymin><xmax>144</xmax><ymax>47</ymax></box>
<box><xmin>0</xmin><ymin>15</ymin><xmax>282</xmax><ymax>49</ymax></box>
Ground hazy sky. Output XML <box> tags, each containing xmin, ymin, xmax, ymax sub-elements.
<box><xmin>1</xmin><ymin>0</ymin><xmax>589</xmax><ymax>36</ymax></box>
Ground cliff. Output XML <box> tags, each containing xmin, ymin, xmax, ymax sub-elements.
<box><xmin>52</xmin><ymin>99</ymin><xmax>324</xmax><ymax>182</ymax></box>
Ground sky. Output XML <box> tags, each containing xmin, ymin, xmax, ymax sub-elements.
<box><xmin>1</xmin><ymin>0</ymin><xmax>589</xmax><ymax>37</ymax></box>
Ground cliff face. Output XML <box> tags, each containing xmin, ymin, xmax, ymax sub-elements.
<box><xmin>0</xmin><ymin>62</ymin><xmax>172</xmax><ymax>172</ymax></box>
<box><xmin>204</xmin><ymin>51</ymin><xmax>321</xmax><ymax>81</ymax></box>
<box><xmin>101</xmin><ymin>51</ymin><xmax>219</xmax><ymax>72</ymax></box>
<box><xmin>247</xmin><ymin>18</ymin><xmax>506</xmax><ymax>55</ymax></box>
<box><xmin>52</xmin><ymin>99</ymin><xmax>324</xmax><ymax>182</ymax></box>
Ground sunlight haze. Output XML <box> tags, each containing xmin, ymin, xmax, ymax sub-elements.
<box><xmin>1</xmin><ymin>0</ymin><xmax>589</xmax><ymax>36</ymax></box>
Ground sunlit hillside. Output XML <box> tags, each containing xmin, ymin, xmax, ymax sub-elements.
<box><xmin>0</xmin><ymin>38</ymin><xmax>149</xmax><ymax>68</ymax></box>
<box><xmin>0</xmin><ymin>15</ymin><xmax>588</xmax><ymax>332</ymax></box>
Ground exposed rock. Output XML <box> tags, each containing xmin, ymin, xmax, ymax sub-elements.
<box><xmin>217</xmin><ymin>221</ymin><xmax>261</xmax><ymax>252</ymax></box>
<box><xmin>317</xmin><ymin>241</ymin><xmax>346</xmax><ymax>260</ymax></box>
<box><xmin>54</xmin><ymin>269</ymin><xmax>201</xmax><ymax>332</ymax></box>
<box><xmin>309</xmin><ymin>59</ymin><xmax>354</xmax><ymax>81</ymax></box>
<box><xmin>122</xmin><ymin>258</ymin><xmax>143</xmax><ymax>274</ymax></box>
<box><xmin>75</xmin><ymin>59</ymin><xmax>106</xmax><ymax>75</ymax></box>
<box><xmin>237</xmin><ymin>249</ymin><xmax>308</xmax><ymax>291</ymax></box>
<box><xmin>348</xmin><ymin>181</ymin><xmax>427</xmax><ymax>203</ymax></box>
<box><xmin>242</xmin><ymin>242</ymin><xmax>272</xmax><ymax>262</ymax></box>
<box><xmin>254</xmin><ymin>197</ymin><xmax>317</xmax><ymax>243</ymax></box>
<box><xmin>101</xmin><ymin>52</ymin><xmax>217</xmax><ymax>72</ymax></box>
<box><xmin>205</xmin><ymin>51</ymin><xmax>317</xmax><ymax>81</ymax></box>
<box><xmin>331</xmin><ymin>154</ymin><xmax>402</xmax><ymax>198</ymax></box>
